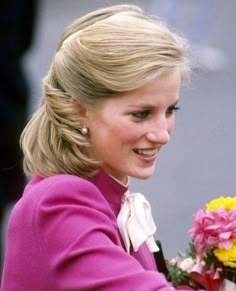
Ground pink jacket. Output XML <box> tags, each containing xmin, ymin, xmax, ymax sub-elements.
<box><xmin>1</xmin><ymin>170</ymin><xmax>196</xmax><ymax>290</ymax></box>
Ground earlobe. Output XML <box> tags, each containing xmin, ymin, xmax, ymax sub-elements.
<box><xmin>80</xmin><ymin>125</ymin><xmax>89</xmax><ymax>135</ymax></box>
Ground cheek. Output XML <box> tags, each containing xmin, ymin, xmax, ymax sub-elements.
<box><xmin>90</xmin><ymin>121</ymin><xmax>134</xmax><ymax>147</ymax></box>
<box><xmin>115</xmin><ymin>127</ymin><xmax>138</xmax><ymax>146</ymax></box>
<box><xmin>120</xmin><ymin>123</ymin><xmax>145</xmax><ymax>143</ymax></box>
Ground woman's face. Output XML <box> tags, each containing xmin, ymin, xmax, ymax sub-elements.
<box><xmin>84</xmin><ymin>69</ymin><xmax>181</xmax><ymax>184</ymax></box>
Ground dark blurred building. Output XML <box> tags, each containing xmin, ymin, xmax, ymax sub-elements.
<box><xmin>0</xmin><ymin>0</ymin><xmax>38</xmax><ymax>269</ymax></box>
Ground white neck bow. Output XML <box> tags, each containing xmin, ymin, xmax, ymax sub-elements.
<box><xmin>117</xmin><ymin>191</ymin><xmax>159</xmax><ymax>254</ymax></box>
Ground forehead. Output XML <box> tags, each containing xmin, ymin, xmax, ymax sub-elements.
<box><xmin>112</xmin><ymin>70</ymin><xmax>181</xmax><ymax>103</ymax></box>
<box><xmin>89</xmin><ymin>69</ymin><xmax>181</xmax><ymax>114</ymax></box>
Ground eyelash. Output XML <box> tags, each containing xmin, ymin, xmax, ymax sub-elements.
<box><xmin>166</xmin><ymin>105</ymin><xmax>180</xmax><ymax>115</ymax></box>
<box><xmin>132</xmin><ymin>111</ymin><xmax>150</xmax><ymax>119</ymax></box>
<box><xmin>132</xmin><ymin>106</ymin><xmax>180</xmax><ymax>120</ymax></box>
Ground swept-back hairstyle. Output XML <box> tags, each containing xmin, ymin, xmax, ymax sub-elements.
<box><xmin>21</xmin><ymin>4</ymin><xmax>190</xmax><ymax>178</ymax></box>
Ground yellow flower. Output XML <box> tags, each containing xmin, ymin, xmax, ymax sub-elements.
<box><xmin>206</xmin><ymin>196</ymin><xmax>236</xmax><ymax>212</ymax></box>
<box><xmin>214</xmin><ymin>239</ymin><xmax>236</xmax><ymax>267</ymax></box>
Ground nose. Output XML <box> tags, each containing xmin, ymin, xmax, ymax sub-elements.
<box><xmin>146</xmin><ymin>117</ymin><xmax>171</xmax><ymax>145</ymax></box>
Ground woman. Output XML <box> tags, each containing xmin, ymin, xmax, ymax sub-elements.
<box><xmin>1</xmin><ymin>4</ymin><xmax>197</xmax><ymax>290</ymax></box>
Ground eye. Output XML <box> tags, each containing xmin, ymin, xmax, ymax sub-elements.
<box><xmin>166</xmin><ymin>105</ymin><xmax>180</xmax><ymax>116</ymax></box>
<box><xmin>132</xmin><ymin>110</ymin><xmax>150</xmax><ymax>120</ymax></box>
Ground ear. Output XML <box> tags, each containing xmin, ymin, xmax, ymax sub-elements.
<box><xmin>70</xmin><ymin>96</ymin><xmax>89</xmax><ymax>120</ymax></box>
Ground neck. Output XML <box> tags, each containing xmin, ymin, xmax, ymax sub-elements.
<box><xmin>107</xmin><ymin>173</ymin><xmax>129</xmax><ymax>187</ymax></box>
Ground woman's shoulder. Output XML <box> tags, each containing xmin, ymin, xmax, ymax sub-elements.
<box><xmin>26</xmin><ymin>174</ymin><xmax>97</xmax><ymax>194</ymax></box>
<box><xmin>30</xmin><ymin>173</ymin><xmax>93</xmax><ymax>188</ymax></box>
<box><xmin>20</xmin><ymin>174</ymin><xmax>106</xmax><ymax>211</ymax></box>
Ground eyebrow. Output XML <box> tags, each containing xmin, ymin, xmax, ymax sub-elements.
<box><xmin>127</xmin><ymin>98</ymin><xmax>180</xmax><ymax>109</ymax></box>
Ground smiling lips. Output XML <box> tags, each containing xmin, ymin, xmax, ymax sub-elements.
<box><xmin>133</xmin><ymin>149</ymin><xmax>157</xmax><ymax>158</ymax></box>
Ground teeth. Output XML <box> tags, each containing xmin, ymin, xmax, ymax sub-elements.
<box><xmin>134</xmin><ymin>149</ymin><xmax>156</xmax><ymax>157</ymax></box>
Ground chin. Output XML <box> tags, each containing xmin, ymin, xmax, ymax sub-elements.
<box><xmin>130</xmin><ymin>171</ymin><xmax>154</xmax><ymax>180</ymax></box>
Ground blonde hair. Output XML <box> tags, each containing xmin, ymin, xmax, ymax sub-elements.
<box><xmin>21</xmin><ymin>4</ymin><xmax>190</xmax><ymax>178</ymax></box>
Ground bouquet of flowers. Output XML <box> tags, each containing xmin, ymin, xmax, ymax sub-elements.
<box><xmin>167</xmin><ymin>196</ymin><xmax>236</xmax><ymax>291</ymax></box>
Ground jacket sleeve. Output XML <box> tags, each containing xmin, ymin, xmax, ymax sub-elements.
<box><xmin>35</xmin><ymin>176</ymin><xmax>203</xmax><ymax>291</ymax></box>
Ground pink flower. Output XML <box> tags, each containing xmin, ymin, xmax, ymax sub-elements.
<box><xmin>192</xmin><ymin>255</ymin><xmax>205</xmax><ymax>274</ymax></box>
<box><xmin>189</xmin><ymin>207</ymin><xmax>236</xmax><ymax>253</ymax></box>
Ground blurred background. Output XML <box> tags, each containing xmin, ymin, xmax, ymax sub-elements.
<box><xmin>1</xmin><ymin>0</ymin><xmax>236</xmax><ymax>273</ymax></box>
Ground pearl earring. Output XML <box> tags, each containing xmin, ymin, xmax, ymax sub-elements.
<box><xmin>80</xmin><ymin>125</ymin><xmax>89</xmax><ymax>135</ymax></box>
